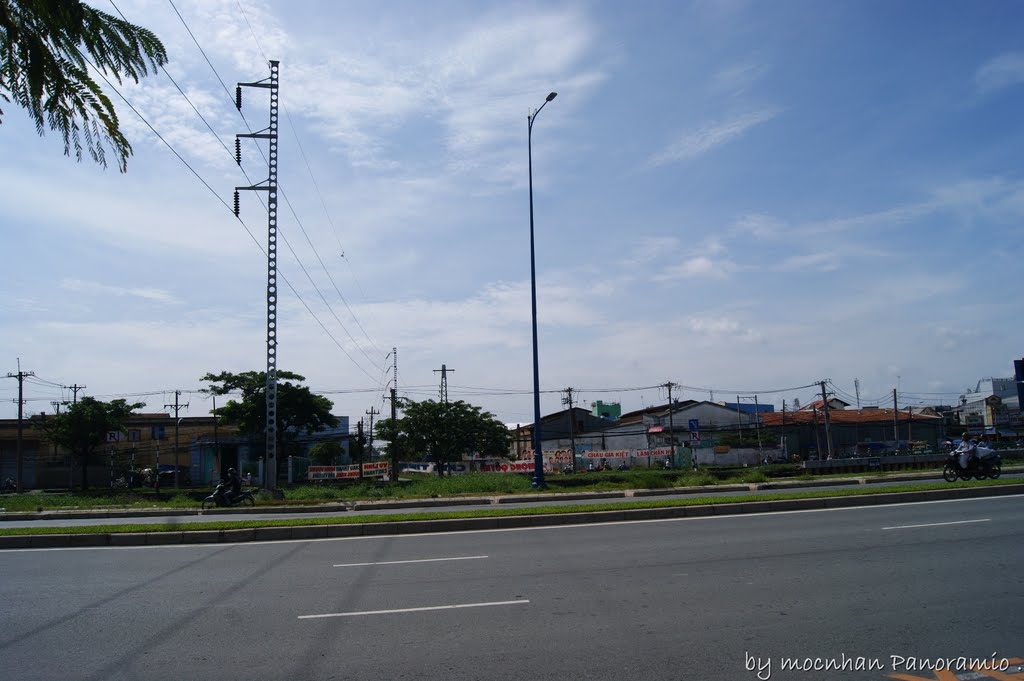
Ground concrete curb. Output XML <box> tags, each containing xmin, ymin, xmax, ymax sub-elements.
<box><xmin>4</xmin><ymin>467</ymin><xmax>1023</xmax><ymax>522</ymax></box>
<box><xmin>1</xmin><ymin>483</ymin><xmax>1021</xmax><ymax>550</ymax></box>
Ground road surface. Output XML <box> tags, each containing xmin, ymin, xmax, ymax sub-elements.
<box><xmin>1</xmin><ymin>495</ymin><xmax>1021</xmax><ymax>680</ymax></box>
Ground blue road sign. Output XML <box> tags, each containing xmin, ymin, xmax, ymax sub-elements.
<box><xmin>688</xmin><ymin>419</ymin><xmax>699</xmax><ymax>432</ymax></box>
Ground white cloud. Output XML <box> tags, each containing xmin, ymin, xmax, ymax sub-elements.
<box><xmin>686</xmin><ymin>315</ymin><xmax>761</xmax><ymax>342</ymax></box>
<box><xmin>733</xmin><ymin>213</ymin><xmax>783</xmax><ymax>238</ymax></box>
<box><xmin>775</xmin><ymin>251</ymin><xmax>840</xmax><ymax>272</ymax></box>
<box><xmin>60</xmin><ymin>279</ymin><xmax>181</xmax><ymax>304</ymax></box>
<box><xmin>648</xmin><ymin>108</ymin><xmax>780</xmax><ymax>166</ymax></box>
<box><xmin>624</xmin><ymin>236</ymin><xmax>680</xmax><ymax>266</ymax></box>
<box><xmin>975</xmin><ymin>52</ymin><xmax>1024</xmax><ymax>94</ymax></box>
<box><xmin>654</xmin><ymin>256</ymin><xmax>734</xmax><ymax>281</ymax></box>
<box><xmin>936</xmin><ymin>326</ymin><xmax>979</xmax><ymax>351</ymax></box>
<box><xmin>712</xmin><ymin>60</ymin><xmax>768</xmax><ymax>97</ymax></box>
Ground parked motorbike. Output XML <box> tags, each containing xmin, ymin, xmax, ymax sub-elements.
<box><xmin>201</xmin><ymin>482</ymin><xmax>256</xmax><ymax>510</ymax></box>
<box><xmin>942</xmin><ymin>447</ymin><xmax>1001</xmax><ymax>482</ymax></box>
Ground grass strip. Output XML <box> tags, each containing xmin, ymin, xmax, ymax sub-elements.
<box><xmin>0</xmin><ymin>478</ymin><xmax>1019</xmax><ymax>537</ymax></box>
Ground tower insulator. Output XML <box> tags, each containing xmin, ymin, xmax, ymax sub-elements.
<box><xmin>235</xmin><ymin>86</ymin><xmax>242</xmax><ymax>110</ymax></box>
<box><xmin>235</xmin><ymin>138</ymin><xmax>241</xmax><ymax>165</ymax></box>
<box><xmin>233</xmin><ymin>190</ymin><xmax>240</xmax><ymax>217</ymax></box>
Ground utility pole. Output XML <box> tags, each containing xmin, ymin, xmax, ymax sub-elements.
<box><xmin>754</xmin><ymin>395</ymin><xmax>763</xmax><ymax>460</ymax></box>
<box><xmin>68</xmin><ymin>384</ymin><xmax>85</xmax><ymax>404</ymax></box>
<box><xmin>356</xmin><ymin>419</ymin><xmax>365</xmax><ymax>478</ymax></box>
<box><xmin>212</xmin><ymin>393</ymin><xmax>219</xmax><ymax>485</ymax></box>
<box><xmin>234</xmin><ymin>59</ymin><xmax>281</xmax><ymax>492</ymax></box>
<box><xmin>433</xmin><ymin>364</ymin><xmax>453</xmax><ymax>403</ymax></box>
<box><xmin>7</xmin><ymin>363</ymin><xmax>34</xmax><ymax>492</ymax></box>
<box><xmin>781</xmin><ymin>401</ymin><xmax>787</xmax><ymax>459</ymax></box>
<box><xmin>819</xmin><ymin>380</ymin><xmax>833</xmax><ymax>460</ymax></box>
<box><xmin>165</xmin><ymin>390</ymin><xmax>188</xmax><ymax>488</ymax></box>
<box><xmin>664</xmin><ymin>382</ymin><xmax>677</xmax><ymax>466</ymax></box>
<box><xmin>388</xmin><ymin>348</ymin><xmax>399</xmax><ymax>483</ymax></box>
<box><xmin>365</xmin><ymin>407</ymin><xmax>379</xmax><ymax>450</ymax></box>
<box><xmin>433</xmin><ymin>364</ymin><xmax>452</xmax><ymax>475</ymax></box>
<box><xmin>854</xmin><ymin>378</ymin><xmax>861</xmax><ymax>408</ymax></box>
<box><xmin>561</xmin><ymin>387</ymin><xmax>577</xmax><ymax>472</ymax></box>
<box><xmin>893</xmin><ymin>388</ymin><xmax>899</xmax><ymax>448</ymax></box>
<box><xmin>50</xmin><ymin>400</ymin><xmax>70</xmax><ymax>488</ymax></box>
<box><xmin>812</xmin><ymin>406</ymin><xmax>823</xmax><ymax>459</ymax></box>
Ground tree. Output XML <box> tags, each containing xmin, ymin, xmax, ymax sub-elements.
<box><xmin>376</xmin><ymin>399</ymin><xmax>510</xmax><ymax>476</ymax></box>
<box><xmin>36</xmin><ymin>396</ymin><xmax>144</xmax><ymax>490</ymax></box>
<box><xmin>308</xmin><ymin>439</ymin><xmax>344</xmax><ymax>466</ymax></box>
<box><xmin>200</xmin><ymin>370</ymin><xmax>339</xmax><ymax>461</ymax></box>
<box><xmin>0</xmin><ymin>0</ymin><xmax>168</xmax><ymax>171</ymax></box>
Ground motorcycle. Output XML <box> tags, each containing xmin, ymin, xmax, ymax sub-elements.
<box><xmin>201</xmin><ymin>482</ymin><xmax>256</xmax><ymax>510</ymax></box>
<box><xmin>942</xmin><ymin>446</ymin><xmax>1001</xmax><ymax>482</ymax></box>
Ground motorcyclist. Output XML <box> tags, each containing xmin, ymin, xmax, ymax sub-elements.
<box><xmin>954</xmin><ymin>432</ymin><xmax>975</xmax><ymax>470</ymax></box>
<box><xmin>223</xmin><ymin>467</ymin><xmax>242</xmax><ymax>504</ymax></box>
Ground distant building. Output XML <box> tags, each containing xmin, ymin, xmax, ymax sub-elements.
<box><xmin>956</xmin><ymin>374</ymin><xmax>1022</xmax><ymax>437</ymax></box>
<box><xmin>760</xmin><ymin>407</ymin><xmax>943</xmax><ymax>459</ymax></box>
<box><xmin>0</xmin><ymin>411</ymin><xmax>349</xmax><ymax>489</ymax></box>
<box><xmin>590</xmin><ymin>400</ymin><xmax>621</xmax><ymax>420</ymax></box>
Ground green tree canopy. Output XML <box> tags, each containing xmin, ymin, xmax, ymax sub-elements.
<box><xmin>308</xmin><ymin>439</ymin><xmax>344</xmax><ymax>466</ymax></box>
<box><xmin>0</xmin><ymin>0</ymin><xmax>168</xmax><ymax>171</ymax></box>
<box><xmin>36</xmin><ymin>396</ymin><xmax>144</xmax><ymax>489</ymax></box>
<box><xmin>376</xmin><ymin>399</ymin><xmax>510</xmax><ymax>475</ymax></box>
<box><xmin>200</xmin><ymin>370</ymin><xmax>339</xmax><ymax>457</ymax></box>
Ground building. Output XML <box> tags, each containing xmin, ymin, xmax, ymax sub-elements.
<box><xmin>760</xmin><ymin>407</ymin><xmax>944</xmax><ymax>459</ymax></box>
<box><xmin>510</xmin><ymin>407</ymin><xmax>614</xmax><ymax>458</ymax></box>
<box><xmin>956</xmin><ymin>375</ymin><xmax>1022</xmax><ymax>438</ymax></box>
<box><xmin>0</xmin><ymin>411</ymin><xmax>349</xmax><ymax>489</ymax></box>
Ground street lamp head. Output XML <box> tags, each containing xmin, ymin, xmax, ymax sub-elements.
<box><xmin>546</xmin><ymin>92</ymin><xmax>557</xmax><ymax>102</ymax></box>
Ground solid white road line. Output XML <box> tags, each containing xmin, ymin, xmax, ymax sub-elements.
<box><xmin>882</xmin><ymin>518</ymin><xmax>991</xmax><ymax>530</ymax></box>
<box><xmin>298</xmin><ymin>599</ymin><xmax>529</xmax><ymax>619</ymax></box>
<box><xmin>333</xmin><ymin>555</ymin><xmax>488</xmax><ymax>567</ymax></box>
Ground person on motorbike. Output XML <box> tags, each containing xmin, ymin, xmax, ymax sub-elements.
<box><xmin>954</xmin><ymin>432</ymin><xmax>975</xmax><ymax>470</ymax></box>
<box><xmin>224</xmin><ymin>467</ymin><xmax>242</xmax><ymax>504</ymax></box>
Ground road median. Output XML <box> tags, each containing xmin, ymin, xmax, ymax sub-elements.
<box><xmin>1</xmin><ymin>480</ymin><xmax>1020</xmax><ymax>549</ymax></box>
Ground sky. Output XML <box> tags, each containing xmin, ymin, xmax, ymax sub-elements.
<box><xmin>2</xmin><ymin>0</ymin><xmax>1024</xmax><ymax>430</ymax></box>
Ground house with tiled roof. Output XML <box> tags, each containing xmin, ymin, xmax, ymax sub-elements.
<box><xmin>760</xmin><ymin>407</ymin><xmax>944</xmax><ymax>459</ymax></box>
<box><xmin>798</xmin><ymin>397</ymin><xmax>851</xmax><ymax>412</ymax></box>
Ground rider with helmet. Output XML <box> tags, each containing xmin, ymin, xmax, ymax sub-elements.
<box><xmin>954</xmin><ymin>432</ymin><xmax>975</xmax><ymax>470</ymax></box>
<box><xmin>223</xmin><ymin>467</ymin><xmax>242</xmax><ymax>504</ymax></box>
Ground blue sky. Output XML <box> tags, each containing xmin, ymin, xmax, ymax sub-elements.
<box><xmin>2</xmin><ymin>0</ymin><xmax>1023</xmax><ymax>427</ymax></box>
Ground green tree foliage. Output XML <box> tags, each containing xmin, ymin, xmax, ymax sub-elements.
<box><xmin>376</xmin><ymin>399</ymin><xmax>510</xmax><ymax>476</ymax></box>
<box><xmin>308</xmin><ymin>439</ymin><xmax>344</xmax><ymax>466</ymax></box>
<box><xmin>36</xmin><ymin>396</ymin><xmax>144</xmax><ymax>490</ymax></box>
<box><xmin>200</xmin><ymin>370</ymin><xmax>339</xmax><ymax>457</ymax></box>
<box><xmin>0</xmin><ymin>0</ymin><xmax>168</xmax><ymax>171</ymax></box>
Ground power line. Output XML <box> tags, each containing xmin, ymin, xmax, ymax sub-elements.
<box><xmin>233</xmin><ymin>0</ymin><xmax>385</xmax><ymax>361</ymax></box>
<box><xmin>164</xmin><ymin>0</ymin><xmax>382</xmax><ymax>378</ymax></box>
<box><xmin>84</xmin><ymin>36</ymin><xmax>380</xmax><ymax>385</ymax></box>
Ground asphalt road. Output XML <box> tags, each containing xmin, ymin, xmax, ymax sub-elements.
<box><xmin>1</xmin><ymin>496</ymin><xmax>1021</xmax><ymax>681</ymax></box>
<box><xmin>3</xmin><ymin>473</ymin><xmax>1021</xmax><ymax>528</ymax></box>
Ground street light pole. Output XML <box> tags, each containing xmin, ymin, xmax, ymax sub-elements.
<box><xmin>528</xmin><ymin>91</ymin><xmax>557</xmax><ymax>488</ymax></box>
